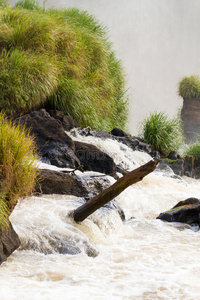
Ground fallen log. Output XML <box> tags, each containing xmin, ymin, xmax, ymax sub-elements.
<box><xmin>72</xmin><ymin>160</ymin><xmax>158</xmax><ymax>222</ymax></box>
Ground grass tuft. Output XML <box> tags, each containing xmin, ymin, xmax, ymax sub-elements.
<box><xmin>0</xmin><ymin>113</ymin><xmax>38</xmax><ymax>226</ymax></box>
<box><xmin>140</xmin><ymin>112</ymin><xmax>184</xmax><ymax>155</ymax></box>
<box><xmin>178</xmin><ymin>75</ymin><xmax>200</xmax><ymax>100</ymax></box>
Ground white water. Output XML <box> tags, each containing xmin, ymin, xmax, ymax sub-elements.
<box><xmin>1</xmin><ymin>134</ymin><xmax>200</xmax><ymax>299</ymax></box>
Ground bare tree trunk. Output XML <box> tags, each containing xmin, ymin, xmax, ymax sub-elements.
<box><xmin>72</xmin><ymin>160</ymin><xmax>158</xmax><ymax>222</ymax></box>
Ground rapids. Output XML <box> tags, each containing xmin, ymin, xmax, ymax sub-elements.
<box><xmin>1</xmin><ymin>134</ymin><xmax>200</xmax><ymax>299</ymax></box>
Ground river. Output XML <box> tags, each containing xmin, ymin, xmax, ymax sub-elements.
<box><xmin>1</xmin><ymin>132</ymin><xmax>200</xmax><ymax>299</ymax></box>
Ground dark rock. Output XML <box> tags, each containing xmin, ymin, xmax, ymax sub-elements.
<box><xmin>103</xmin><ymin>200</ymin><xmax>126</xmax><ymax>221</ymax></box>
<box><xmin>0</xmin><ymin>221</ymin><xmax>21</xmax><ymax>265</ymax></box>
<box><xmin>35</xmin><ymin>169</ymin><xmax>88</xmax><ymax>197</ymax></box>
<box><xmin>48</xmin><ymin>110</ymin><xmax>78</xmax><ymax>131</ymax></box>
<box><xmin>156</xmin><ymin>161</ymin><xmax>175</xmax><ymax>175</ymax></box>
<box><xmin>157</xmin><ymin>197</ymin><xmax>200</xmax><ymax>226</ymax></box>
<box><xmin>183</xmin><ymin>155</ymin><xmax>194</xmax><ymax>177</ymax></box>
<box><xmin>173</xmin><ymin>197</ymin><xmax>200</xmax><ymax>208</ymax></box>
<box><xmin>161</xmin><ymin>159</ymin><xmax>184</xmax><ymax>176</ymax></box>
<box><xmin>71</xmin><ymin>127</ymin><xmax>111</xmax><ymax>139</ymax></box>
<box><xmin>167</xmin><ymin>151</ymin><xmax>181</xmax><ymax>160</ymax></box>
<box><xmin>193</xmin><ymin>166</ymin><xmax>200</xmax><ymax>179</ymax></box>
<box><xmin>43</xmin><ymin>143</ymin><xmax>80</xmax><ymax>169</ymax></box>
<box><xmin>150</xmin><ymin>150</ymin><xmax>161</xmax><ymax>160</ymax></box>
<box><xmin>74</xmin><ymin>141</ymin><xmax>116</xmax><ymax>175</ymax></box>
<box><xmin>114</xmin><ymin>136</ymin><xmax>139</xmax><ymax>151</ymax></box>
<box><xmin>138</xmin><ymin>142</ymin><xmax>155</xmax><ymax>154</ymax></box>
<box><xmin>16</xmin><ymin>109</ymin><xmax>80</xmax><ymax>168</ymax></box>
<box><xmin>111</xmin><ymin>128</ymin><xmax>128</xmax><ymax>137</ymax></box>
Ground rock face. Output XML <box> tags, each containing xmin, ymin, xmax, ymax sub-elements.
<box><xmin>181</xmin><ymin>98</ymin><xmax>200</xmax><ymax>142</ymax></box>
<box><xmin>0</xmin><ymin>222</ymin><xmax>21</xmax><ymax>264</ymax></box>
<box><xmin>157</xmin><ymin>197</ymin><xmax>200</xmax><ymax>226</ymax></box>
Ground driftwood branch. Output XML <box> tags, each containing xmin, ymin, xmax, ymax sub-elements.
<box><xmin>72</xmin><ymin>160</ymin><xmax>158</xmax><ymax>223</ymax></box>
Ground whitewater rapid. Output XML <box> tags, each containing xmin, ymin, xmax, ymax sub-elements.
<box><xmin>1</xmin><ymin>133</ymin><xmax>200</xmax><ymax>300</ymax></box>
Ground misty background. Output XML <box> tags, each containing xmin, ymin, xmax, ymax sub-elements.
<box><xmin>11</xmin><ymin>0</ymin><xmax>200</xmax><ymax>134</ymax></box>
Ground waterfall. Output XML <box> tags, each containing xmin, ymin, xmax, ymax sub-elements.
<box><xmin>0</xmin><ymin>132</ymin><xmax>199</xmax><ymax>300</ymax></box>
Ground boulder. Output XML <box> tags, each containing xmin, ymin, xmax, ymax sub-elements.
<box><xmin>35</xmin><ymin>169</ymin><xmax>88</xmax><ymax>197</ymax></box>
<box><xmin>157</xmin><ymin>197</ymin><xmax>200</xmax><ymax>226</ymax></box>
<box><xmin>48</xmin><ymin>110</ymin><xmax>78</xmax><ymax>131</ymax></box>
<box><xmin>16</xmin><ymin>109</ymin><xmax>80</xmax><ymax>168</ymax></box>
<box><xmin>74</xmin><ymin>141</ymin><xmax>116</xmax><ymax>175</ymax></box>
<box><xmin>0</xmin><ymin>222</ymin><xmax>21</xmax><ymax>265</ymax></box>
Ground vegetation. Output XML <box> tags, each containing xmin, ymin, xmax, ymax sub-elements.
<box><xmin>0</xmin><ymin>113</ymin><xmax>38</xmax><ymax>226</ymax></box>
<box><xmin>184</xmin><ymin>142</ymin><xmax>200</xmax><ymax>159</ymax></box>
<box><xmin>0</xmin><ymin>0</ymin><xmax>129</xmax><ymax>130</ymax></box>
<box><xmin>140</xmin><ymin>112</ymin><xmax>184</xmax><ymax>155</ymax></box>
<box><xmin>178</xmin><ymin>75</ymin><xmax>200</xmax><ymax>100</ymax></box>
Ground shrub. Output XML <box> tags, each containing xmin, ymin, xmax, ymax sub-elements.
<box><xmin>140</xmin><ymin>112</ymin><xmax>184</xmax><ymax>155</ymax></box>
<box><xmin>178</xmin><ymin>75</ymin><xmax>200</xmax><ymax>99</ymax></box>
<box><xmin>0</xmin><ymin>113</ymin><xmax>38</xmax><ymax>226</ymax></box>
<box><xmin>0</xmin><ymin>2</ymin><xmax>129</xmax><ymax>131</ymax></box>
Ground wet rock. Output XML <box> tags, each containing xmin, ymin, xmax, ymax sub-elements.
<box><xmin>0</xmin><ymin>221</ymin><xmax>21</xmax><ymax>265</ymax></box>
<box><xmin>111</xmin><ymin>127</ymin><xmax>129</xmax><ymax>137</ymax></box>
<box><xmin>193</xmin><ymin>166</ymin><xmax>200</xmax><ymax>179</ymax></box>
<box><xmin>103</xmin><ymin>200</ymin><xmax>126</xmax><ymax>221</ymax></box>
<box><xmin>74</xmin><ymin>141</ymin><xmax>116</xmax><ymax>175</ymax></box>
<box><xmin>156</xmin><ymin>161</ymin><xmax>175</xmax><ymax>176</ymax></box>
<box><xmin>150</xmin><ymin>150</ymin><xmax>161</xmax><ymax>160</ymax></box>
<box><xmin>16</xmin><ymin>109</ymin><xmax>80</xmax><ymax>168</ymax></box>
<box><xmin>161</xmin><ymin>159</ymin><xmax>184</xmax><ymax>176</ymax></box>
<box><xmin>167</xmin><ymin>151</ymin><xmax>181</xmax><ymax>160</ymax></box>
<box><xmin>183</xmin><ymin>155</ymin><xmax>194</xmax><ymax>177</ymax></box>
<box><xmin>157</xmin><ymin>197</ymin><xmax>200</xmax><ymax>226</ymax></box>
<box><xmin>35</xmin><ymin>169</ymin><xmax>88</xmax><ymax>197</ymax></box>
<box><xmin>138</xmin><ymin>142</ymin><xmax>155</xmax><ymax>154</ymax></box>
<box><xmin>48</xmin><ymin>110</ymin><xmax>78</xmax><ymax>131</ymax></box>
<box><xmin>21</xmin><ymin>234</ymin><xmax>98</xmax><ymax>257</ymax></box>
<box><xmin>71</xmin><ymin>127</ymin><xmax>111</xmax><ymax>139</ymax></box>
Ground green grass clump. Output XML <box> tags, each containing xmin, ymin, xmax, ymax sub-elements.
<box><xmin>184</xmin><ymin>142</ymin><xmax>200</xmax><ymax>159</ymax></box>
<box><xmin>0</xmin><ymin>113</ymin><xmax>38</xmax><ymax>226</ymax></box>
<box><xmin>0</xmin><ymin>1</ymin><xmax>128</xmax><ymax>130</ymax></box>
<box><xmin>140</xmin><ymin>112</ymin><xmax>184</xmax><ymax>155</ymax></box>
<box><xmin>178</xmin><ymin>75</ymin><xmax>200</xmax><ymax>100</ymax></box>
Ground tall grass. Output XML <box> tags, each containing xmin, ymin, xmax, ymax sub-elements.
<box><xmin>140</xmin><ymin>112</ymin><xmax>184</xmax><ymax>155</ymax></box>
<box><xmin>178</xmin><ymin>75</ymin><xmax>200</xmax><ymax>99</ymax></box>
<box><xmin>0</xmin><ymin>113</ymin><xmax>38</xmax><ymax>226</ymax></box>
<box><xmin>0</xmin><ymin>1</ymin><xmax>129</xmax><ymax>130</ymax></box>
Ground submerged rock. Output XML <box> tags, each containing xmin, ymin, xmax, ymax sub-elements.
<box><xmin>0</xmin><ymin>221</ymin><xmax>21</xmax><ymax>265</ymax></box>
<box><xmin>157</xmin><ymin>197</ymin><xmax>200</xmax><ymax>227</ymax></box>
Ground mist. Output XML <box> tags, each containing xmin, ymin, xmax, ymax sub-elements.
<box><xmin>11</xmin><ymin>0</ymin><xmax>200</xmax><ymax>134</ymax></box>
